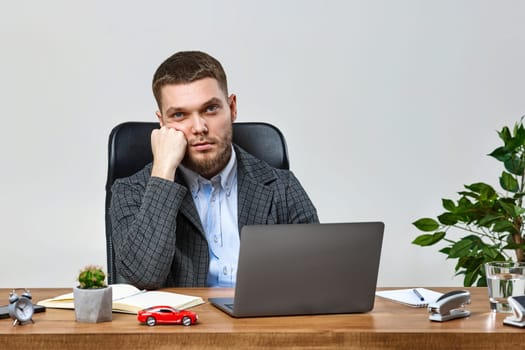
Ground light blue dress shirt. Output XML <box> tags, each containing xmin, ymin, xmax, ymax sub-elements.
<box><xmin>179</xmin><ymin>147</ymin><xmax>239</xmax><ymax>287</ymax></box>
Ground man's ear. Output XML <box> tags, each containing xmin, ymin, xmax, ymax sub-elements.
<box><xmin>156</xmin><ymin>111</ymin><xmax>164</xmax><ymax>127</ymax></box>
<box><xmin>229</xmin><ymin>94</ymin><xmax>237</xmax><ymax>122</ymax></box>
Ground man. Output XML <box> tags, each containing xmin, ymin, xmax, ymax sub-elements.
<box><xmin>110</xmin><ymin>51</ymin><xmax>318</xmax><ymax>289</ymax></box>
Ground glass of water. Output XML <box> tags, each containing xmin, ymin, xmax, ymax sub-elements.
<box><xmin>485</xmin><ymin>261</ymin><xmax>525</xmax><ymax>313</ymax></box>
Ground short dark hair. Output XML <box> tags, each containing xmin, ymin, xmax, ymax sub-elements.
<box><xmin>152</xmin><ymin>51</ymin><xmax>228</xmax><ymax>109</ymax></box>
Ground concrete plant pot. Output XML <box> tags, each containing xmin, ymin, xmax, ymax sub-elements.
<box><xmin>74</xmin><ymin>285</ymin><xmax>113</xmax><ymax>323</ymax></box>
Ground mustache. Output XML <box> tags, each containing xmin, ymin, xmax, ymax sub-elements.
<box><xmin>188</xmin><ymin>137</ymin><xmax>217</xmax><ymax>146</ymax></box>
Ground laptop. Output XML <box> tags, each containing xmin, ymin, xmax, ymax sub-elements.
<box><xmin>209</xmin><ymin>222</ymin><xmax>384</xmax><ymax>317</ymax></box>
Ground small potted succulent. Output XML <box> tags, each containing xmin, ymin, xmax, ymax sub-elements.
<box><xmin>73</xmin><ymin>265</ymin><xmax>112</xmax><ymax>323</ymax></box>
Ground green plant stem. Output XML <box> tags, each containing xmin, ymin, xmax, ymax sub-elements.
<box><xmin>448</xmin><ymin>224</ymin><xmax>512</xmax><ymax>260</ymax></box>
<box><xmin>450</xmin><ymin>225</ymin><xmax>501</xmax><ymax>244</ymax></box>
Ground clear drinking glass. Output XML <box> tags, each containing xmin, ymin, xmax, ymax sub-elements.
<box><xmin>485</xmin><ymin>261</ymin><xmax>525</xmax><ymax>313</ymax></box>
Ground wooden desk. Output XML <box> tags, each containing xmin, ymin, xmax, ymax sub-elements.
<box><xmin>0</xmin><ymin>287</ymin><xmax>523</xmax><ymax>349</ymax></box>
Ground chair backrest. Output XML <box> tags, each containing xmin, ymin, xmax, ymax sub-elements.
<box><xmin>105</xmin><ymin>121</ymin><xmax>289</xmax><ymax>284</ymax></box>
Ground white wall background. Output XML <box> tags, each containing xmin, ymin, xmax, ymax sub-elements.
<box><xmin>1</xmin><ymin>0</ymin><xmax>524</xmax><ymax>288</ymax></box>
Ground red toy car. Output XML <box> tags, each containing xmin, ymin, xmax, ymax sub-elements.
<box><xmin>137</xmin><ymin>306</ymin><xmax>198</xmax><ymax>326</ymax></box>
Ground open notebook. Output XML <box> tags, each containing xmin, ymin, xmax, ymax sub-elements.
<box><xmin>376</xmin><ymin>288</ymin><xmax>443</xmax><ymax>307</ymax></box>
<box><xmin>37</xmin><ymin>284</ymin><xmax>204</xmax><ymax>314</ymax></box>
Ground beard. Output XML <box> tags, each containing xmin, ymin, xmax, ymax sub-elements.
<box><xmin>181</xmin><ymin>124</ymin><xmax>233</xmax><ymax>179</ymax></box>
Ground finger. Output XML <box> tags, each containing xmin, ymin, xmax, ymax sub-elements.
<box><xmin>161</xmin><ymin>125</ymin><xmax>185</xmax><ymax>134</ymax></box>
<box><xmin>150</xmin><ymin>129</ymin><xmax>160</xmax><ymax>147</ymax></box>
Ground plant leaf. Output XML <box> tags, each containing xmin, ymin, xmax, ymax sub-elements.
<box><xmin>464</xmin><ymin>267</ymin><xmax>479</xmax><ymax>287</ymax></box>
<box><xmin>476</xmin><ymin>276</ymin><xmax>487</xmax><ymax>287</ymax></box>
<box><xmin>506</xmin><ymin>124</ymin><xmax>525</xmax><ymax>151</ymax></box>
<box><xmin>489</xmin><ymin>146</ymin><xmax>511</xmax><ymax>162</ymax></box>
<box><xmin>412</xmin><ymin>218</ymin><xmax>439</xmax><ymax>232</ymax></box>
<box><xmin>515</xmin><ymin>123</ymin><xmax>525</xmax><ymax>144</ymax></box>
<box><xmin>502</xmin><ymin>242</ymin><xmax>525</xmax><ymax>250</ymax></box>
<box><xmin>500</xmin><ymin>171</ymin><xmax>519</xmax><ymax>193</ymax></box>
<box><xmin>464</xmin><ymin>183</ymin><xmax>497</xmax><ymax>200</ymax></box>
<box><xmin>412</xmin><ymin>231</ymin><xmax>446</xmax><ymax>246</ymax></box>
<box><xmin>498</xmin><ymin>200</ymin><xmax>525</xmax><ymax>218</ymax></box>
<box><xmin>442</xmin><ymin>199</ymin><xmax>456</xmax><ymax>212</ymax></box>
<box><xmin>448</xmin><ymin>237</ymin><xmax>477</xmax><ymax>258</ymax></box>
<box><xmin>504</xmin><ymin>155</ymin><xmax>525</xmax><ymax>176</ymax></box>
<box><xmin>492</xmin><ymin>220</ymin><xmax>517</xmax><ymax>234</ymax></box>
<box><xmin>477</xmin><ymin>214</ymin><xmax>505</xmax><ymax>226</ymax></box>
<box><xmin>497</xmin><ymin>126</ymin><xmax>512</xmax><ymax>144</ymax></box>
<box><xmin>439</xmin><ymin>247</ymin><xmax>451</xmax><ymax>255</ymax></box>
<box><xmin>458</xmin><ymin>191</ymin><xmax>479</xmax><ymax>200</ymax></box>
<box><xmin>480</xmin><ymin>244</ymin><xmax>502</xmax><ymax>259</ymax></box>
<box><xmin>438</xmin><ymin>212</ymin><xmax>458</xmax><ymax>225</ymax></box>
<box><xmin>513</xmin><ymin>192</ymin><xmax>525</xmax><ymax>200</ymax></box>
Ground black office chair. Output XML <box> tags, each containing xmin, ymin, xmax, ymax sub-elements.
<box><xmin>105</xmin><ymin>121</ymin><xmax>289</xmax><ymax>284</ymax></box>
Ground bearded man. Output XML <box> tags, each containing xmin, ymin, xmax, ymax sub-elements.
<box><xmin>110</xmin><ymin>51</ymin><xmax>318</xmax><ymax>289</ymax></box>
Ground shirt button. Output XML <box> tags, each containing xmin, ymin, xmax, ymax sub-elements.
<box><xmin>214</xmin><ymin>235</ymin><xmax>219</xmax><ymax>243</ymax></box>
<box><xmin>223</xmin><ymin>267</ymin><xmax>228</xmax><ymax>275</ymax></box>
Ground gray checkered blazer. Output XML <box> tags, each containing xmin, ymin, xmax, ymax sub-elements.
<box><xmin>110</xmin><ymin>145</ymin><xmax>319</xmax><ymax>289</ymax></box>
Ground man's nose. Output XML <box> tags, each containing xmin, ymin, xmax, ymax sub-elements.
<box><xmin>191</xmin><ymin>114</ymin><xmax>208</xmax><ymax>134</ymax></box>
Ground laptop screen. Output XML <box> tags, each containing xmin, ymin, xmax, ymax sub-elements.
<box><xmin>210</xmin><ymin>222</ymin><xmax>384</xmax><ymax>317</ymax></box>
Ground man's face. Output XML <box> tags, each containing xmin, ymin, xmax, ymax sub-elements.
<box><xmin>156</xmin><ymin>78</ymin><xmax>237</xmax><ymax>178</ymax></box>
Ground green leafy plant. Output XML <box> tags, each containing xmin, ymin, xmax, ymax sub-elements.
<box><xmin>77</xmin><ymin>265</ymin><xmax>107</xmax><ymax>289</ymax></box>
<box><xmin>412</xmin><ymin>118</ymin><xmax>525</xmax><ymax>287</ymax></box>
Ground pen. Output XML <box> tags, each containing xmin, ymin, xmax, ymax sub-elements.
<box><xmin>413</xmin><ymin>289</ymin><xmax>425</xmax><ymax>301</ymax></box>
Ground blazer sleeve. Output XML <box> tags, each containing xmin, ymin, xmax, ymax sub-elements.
<box><xmin>109</xmin><ymin>174</ymin><xmax>187</xmax><ymax>289</ymax></box>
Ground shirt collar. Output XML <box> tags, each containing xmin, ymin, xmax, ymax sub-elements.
<box><xmin>179</xmin><ymin>145</ymin><xmax>237</xmax><ymax>197</ymax></box>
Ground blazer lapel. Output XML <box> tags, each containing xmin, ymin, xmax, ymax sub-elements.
<box><xmin>235</xmin><ymin>146</ymin><xmax>277</xmax><ymax>229</ymax></box>
<box><xmin>237</xmin><ymin>174</ymin><xmax>274</xmax><ymax>229</ymax></box>
<box><xmin>174</xmin><ymin>175</ymin><xmax>205</xmax><ymax>236</ymax></box>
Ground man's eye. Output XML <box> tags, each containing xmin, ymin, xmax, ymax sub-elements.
<box><xmin>206</xmin><ymin>105</ymin><xmax>218</xmax><ymax>113</ymax></box>
<box><xmin>172</xmin><ymin>112</ymin><xmax>184</xmax><ymax>118</ymax></box>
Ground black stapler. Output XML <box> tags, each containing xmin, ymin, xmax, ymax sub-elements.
<box><xmin>428</xmin><ymin>290</ymin><xmax>471</xmax><ymax>322</ymax></box>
